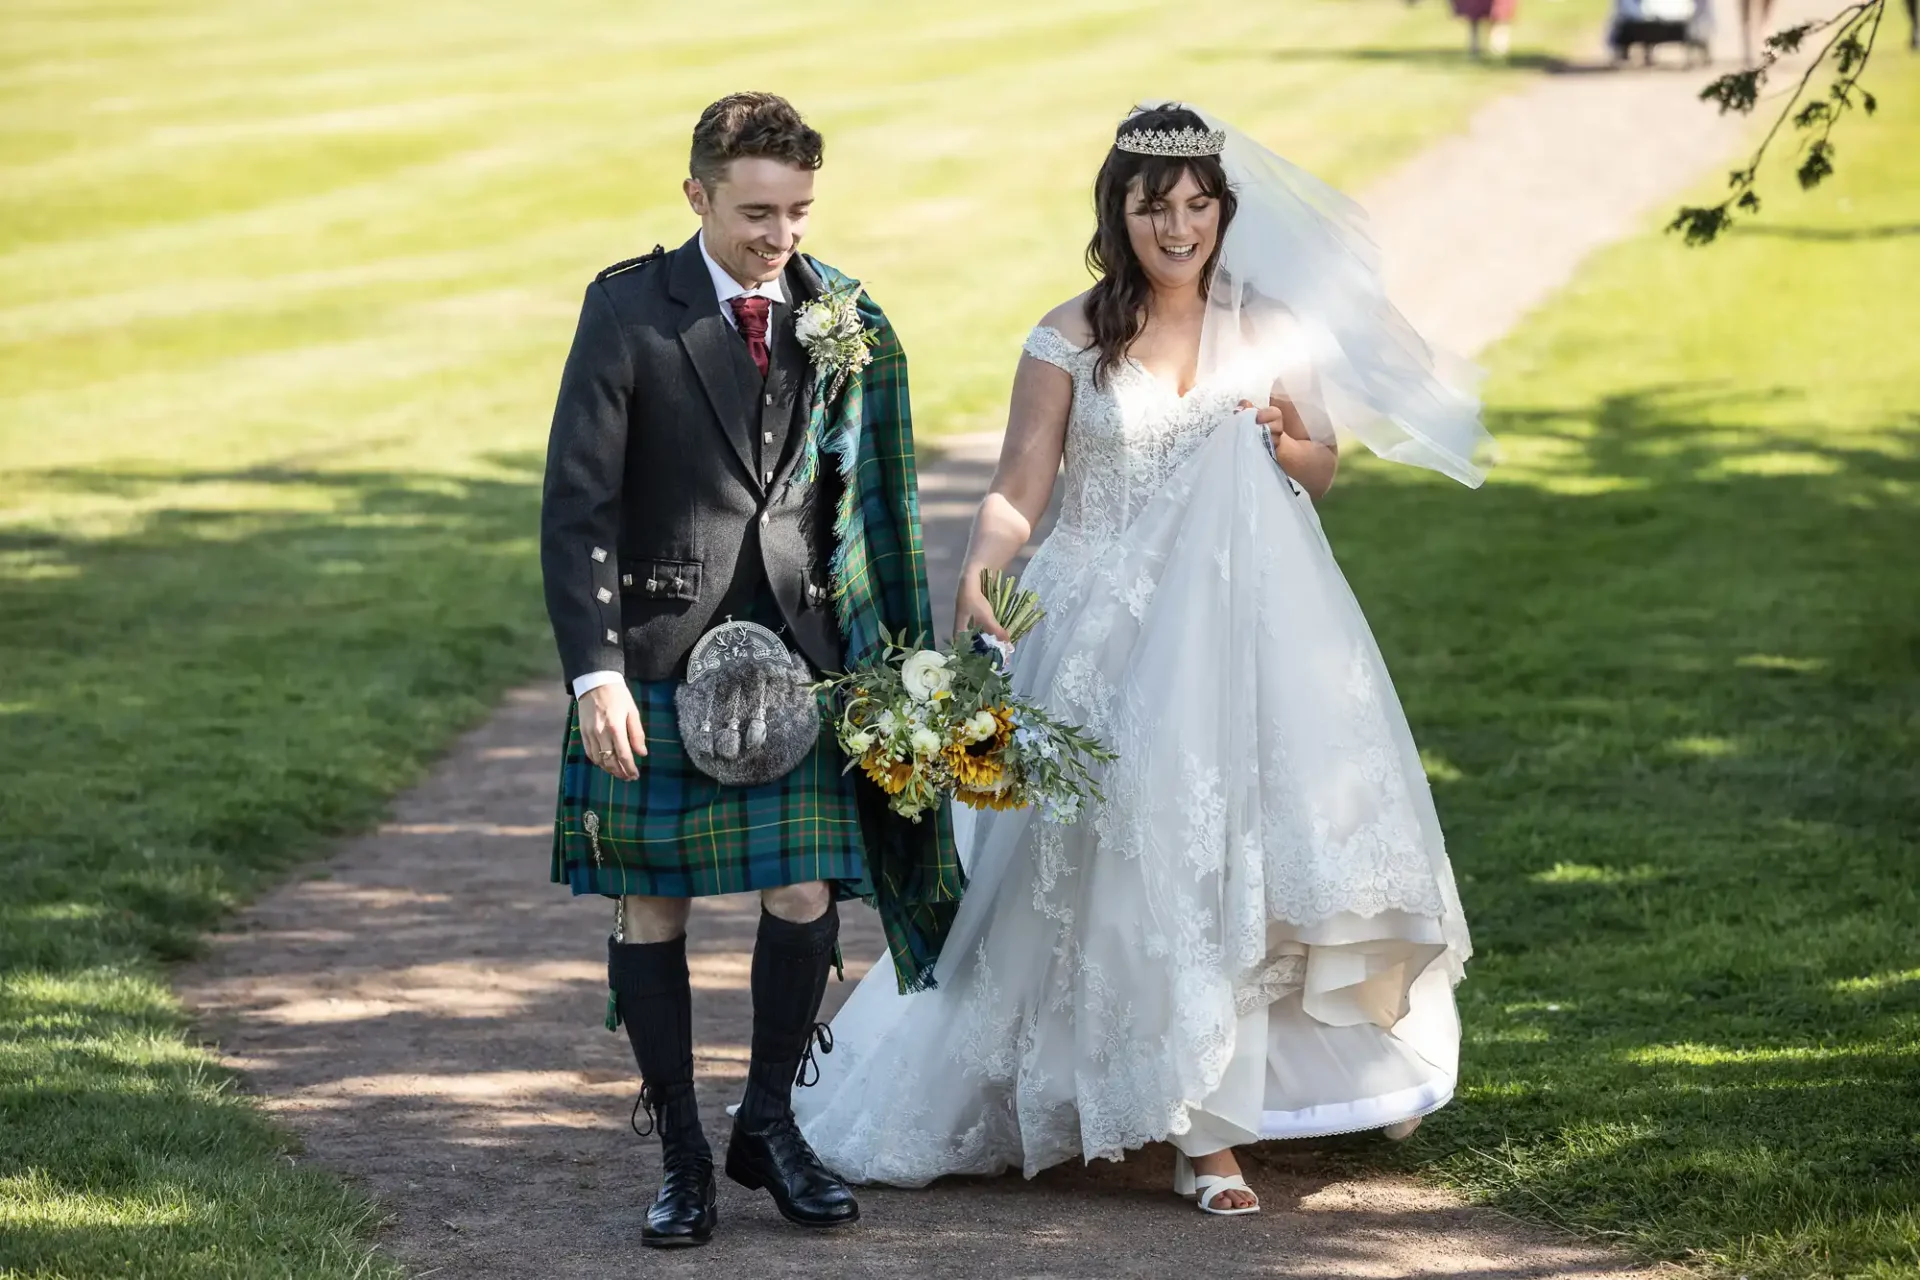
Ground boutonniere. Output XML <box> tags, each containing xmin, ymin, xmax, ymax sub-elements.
<box><xmin>795</xmin><ymin>285</ymin><xmax>876</xmax><ymax>400</ymax></box>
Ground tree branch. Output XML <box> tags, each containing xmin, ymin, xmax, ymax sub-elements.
<box><xmin>1668</xmin><ymin>0</ymin><xmax>1885</xmax><ymax>245</ymax></box>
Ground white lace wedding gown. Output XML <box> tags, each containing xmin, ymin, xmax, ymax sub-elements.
<box><xmin>792</xmin><ymin>325</ymin><xmax>1471</xmax><ymax>1184</ymax></box>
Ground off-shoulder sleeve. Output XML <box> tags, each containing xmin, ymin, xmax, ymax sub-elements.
<box><xmin>1022</xmin><ymin>324</ymin><xmax>1086</xmax><ymax>373</ymax></box>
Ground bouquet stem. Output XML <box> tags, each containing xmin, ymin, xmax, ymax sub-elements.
<box><xmin>980</xmin><ymin>568</ymin><xmax>1045</xmax><ymax>642</ymax></box>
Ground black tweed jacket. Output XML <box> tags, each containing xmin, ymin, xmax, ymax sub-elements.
<box><xmin>540</xmin><ymin>233</ymin><xmax>845</xmax><ymax>687</ymax></box>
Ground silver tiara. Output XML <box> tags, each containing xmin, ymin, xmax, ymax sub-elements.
<box><xmin>1114</xmin><ymin>125</ymin><xmax>1226</xmax><ymax>158</ymax></box>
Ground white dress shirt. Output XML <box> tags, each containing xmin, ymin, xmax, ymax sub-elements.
<box><xmin>700</xmin><ymin>230</ymin><xmax>787</xmax><ymax>327</ymax></box>
<box><xmin>572</xmin><ymin>234</ymin><xmax>787</xmax><ymax>700</ymax></box>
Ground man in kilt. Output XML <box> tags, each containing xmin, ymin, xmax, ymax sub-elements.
<box><xmin>540</xmin><ymin>93</ymin><xmax>960</xmax><ymax>1248</ymax></box>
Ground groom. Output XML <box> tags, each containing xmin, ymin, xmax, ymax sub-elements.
<box><xmin>540</xmin><ymin>93</ymin><xmax>960</xmax><ymax>1248</ymax></box>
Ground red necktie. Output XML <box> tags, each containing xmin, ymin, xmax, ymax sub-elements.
<box><xmin>729</xmin><ymin>295</ymin><xmax>771</xmax><ymax>378</ymax></box>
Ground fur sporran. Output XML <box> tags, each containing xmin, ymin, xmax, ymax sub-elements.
<box><xmin>675</xmin><ymin>620</ymin><xmax>821</xmax><ymax>787</ymax></box>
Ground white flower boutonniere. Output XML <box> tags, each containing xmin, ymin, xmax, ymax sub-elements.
<box><xmin>796</xmin><ymin>285</ymin><xmax>876</xmax><ymax>397</ymax></box>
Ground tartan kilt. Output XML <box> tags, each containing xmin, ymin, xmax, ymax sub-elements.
<box><xmin>551</xmin><ymin>679</ymin><xmax>869</xmax><ymax>898</ymax></box>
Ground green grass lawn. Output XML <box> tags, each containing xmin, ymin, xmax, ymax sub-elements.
<box><xmin>0</xmin><ymin>0</ymin><xmax>1612</xmax><ymax>1275</ymax></box>
<box><xmin>1320</xmin><ymin>60</ymin><xmax>1920</xmax><ymax>1280</ymax></box>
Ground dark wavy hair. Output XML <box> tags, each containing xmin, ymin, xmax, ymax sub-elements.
<box><xmin>1082</xmin><ymin>105</ymin><xmax>1237</xmax><ymax>385</ymax></box>
<box><xmin>690</xmin><ymin>92</ymin><xmax>823</xmax><ymax>189</ymax></box>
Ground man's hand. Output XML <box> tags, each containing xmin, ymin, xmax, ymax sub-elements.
<box><xmin>579</xmin><ymin>681</ymin><xmax>646</xmax><ymax>780</ymax></box>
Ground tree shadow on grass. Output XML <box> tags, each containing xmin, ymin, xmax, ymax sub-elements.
<box><xmin>1317</xmin><ymin>382</ymin><xmax>1920</xmax><ymax>1271</ymax></box>
<box><xmin>2</xmin><ymin>452</ymin><xmax>554</xmax><ymax>954</ymax></box>
<box><xmin>1730</xmin><ymin>222</ymin><xmax>1920</xmax><ymax>243</ymax></box>
<box><xmin>0</xmin><ymin>454</ymin><xmax>554</xmax><ymax>1274</ymax></box>
<box><xmin>1187</xmin><ymin>44</ymin><xmax>1625</xmax><ymax>75</ymax></box>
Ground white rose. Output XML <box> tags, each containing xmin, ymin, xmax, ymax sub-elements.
<box><xmin>909</xmin><ymin>726</ymin><xmax>942</xmax><ymax>757</ymax></box>
<box><xmin>900</xmin><ymin>650</ymin><xmax>953</xmax><ymax>702</ymax></box>
<box><xmin>795</xmin><ymin>306</ymin><xmax>830</xmax><ymax>345</ymax></box>
<box><xmin>963</xmin><ymin>710</ymin><xmax>999</xmax><ymax>744</ymax></box>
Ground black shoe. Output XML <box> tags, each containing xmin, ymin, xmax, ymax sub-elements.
<box><xmin>725</xmin><ymin>1114</ymin><xmax>860</xmax><ymax>1228</ymax></box>
<box><xmin>607</xmin><ymin>938</ymin><xmax>719</xmax><ymax>1246</ymax></box>
<box><xmin>642</xmin><ymin>1155</ymin><xmax>717</xmax><ymax>1248</ymax></box>
<box><xmin>631</xmin><ymin>1080</ymin><xmax>718</xmax><ymax>1249</ymax></box>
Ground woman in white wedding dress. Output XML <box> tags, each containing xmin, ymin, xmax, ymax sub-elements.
<box><xmin>791</xmin><ymin>104</ymin><xmax>1491</xmax><ymax>1214</ymax></box>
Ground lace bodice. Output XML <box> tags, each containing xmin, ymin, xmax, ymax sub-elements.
<box><xmin>1022</xmin><ymin>325</ymin><xmax>1242</xmax><ymax>582</ymax></box>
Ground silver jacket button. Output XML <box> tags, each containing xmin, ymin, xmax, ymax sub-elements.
<box><xmin>591</xmin><ymin>547</ymin><xmax>608</xmax><ymax>563</ymax></box>
<box><xmin>604</xmin><ymin>629</ymin><xmax>619</xmax><ymax>643</ymax></box>
<box><xmin>595</xmin><ymin>587</ymin><xmax>613</xmax><ymax>603</ymax></box>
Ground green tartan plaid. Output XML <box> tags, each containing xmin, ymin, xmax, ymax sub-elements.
<box><xmin>807</xmin><ymin>262</ymin><xmax>964</xmax><ymax>992</ymax></box>
<box><xmin>550</xmin><ymin>680</ymin><xmax>867</xmax><ymax>898</ymax></box>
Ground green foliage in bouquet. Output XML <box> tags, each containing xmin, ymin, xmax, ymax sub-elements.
<box><xmin>816</xmin><ymin>575</ymin><xmax>1113</xmax><ymax>823</ymax></box>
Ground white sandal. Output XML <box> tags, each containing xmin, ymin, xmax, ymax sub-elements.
<box><xmin>1173</xmin><ymin>1151</ymin><xmax>1261</xmax><ymax>1216</ymax></box>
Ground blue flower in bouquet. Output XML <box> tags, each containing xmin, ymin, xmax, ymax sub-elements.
<box><xmin>1012</xmin><ymin>715</ymin><xmax>1058</xmax><ymax>762</ymax></box>
<box><xmin>971</xmin><ymin>631</ymin><xmax>1015</xmax><ymax>675</ymax></box>
<box><xmin>1040</xmin><ymin>794</ymin><xmax>1082</xmax><ymax>825</ymax></box>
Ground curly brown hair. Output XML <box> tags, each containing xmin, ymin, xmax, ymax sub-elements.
<box><xmin>689</xmin><ymin>92</ymin><xmax>824</xmax><ymax>189</ymax></box>
<box><xmin>1083</xmin><ymin>105</ymin><xmax>1237</xmax><ymax>386</ymax></box>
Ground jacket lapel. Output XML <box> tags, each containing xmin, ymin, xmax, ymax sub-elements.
<box><xmin>770</xmin><ymin>254</ymin><xmax>830</xmax><ymax>494</ymax></box>
<box><xmin>667</xmin><ymin>234</ymin><xmax>758</xmax><ymax>487</ymax></box>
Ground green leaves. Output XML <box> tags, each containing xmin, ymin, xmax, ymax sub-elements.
<box><xmin>1669</xmin><ymin>0</ymin><xmax>1887</xmax><ymax>245</ymax></box>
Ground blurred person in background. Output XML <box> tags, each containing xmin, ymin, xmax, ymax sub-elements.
<box><xmin>1739</xmin><ymin>0</ymin><xmax>1776</xmax><ymax>63</ymax></box>
<box><xmin>1453</xmin><ymin>0</ymin><xmax>1517</xmax><ymax>56</ymax></box>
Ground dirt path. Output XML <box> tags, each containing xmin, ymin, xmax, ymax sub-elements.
<box><xmin>178</xmin><ymin>20</ymin><xmax>1814</xmax><ymax>1278</ymax></box>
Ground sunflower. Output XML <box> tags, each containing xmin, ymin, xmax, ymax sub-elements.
<box><xmin>942</xmin><ymin>705</ymin><xmax>1015</xmax><ymax>791</ymax></box>
<box><xmin>944</xmin><ymin>746</ymin><xmax>1007</xmax><ymax>791</ymax></box>
<box><xmin>860</xmin><ymin>752</ymin><xmax>915</xmax><ymax>796</ymax></box>
<box><xmin>957</xmin><ymin>784</ymin><xmax>1022</xmax><ymax>812</ymax></box>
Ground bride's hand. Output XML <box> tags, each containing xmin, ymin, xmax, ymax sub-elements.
<box><xmin>954</xmin><ymin>576</ymin><xmax>1009</xmax><ymax>642</ymax></box>
<box><xmin>1238</xmin><ymin>398</ymin><xmax>1304</xmax><ymax>455</ymax></box>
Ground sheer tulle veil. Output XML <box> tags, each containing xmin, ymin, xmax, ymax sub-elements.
<box><xmin>1165</xmin><ymin>103</ymin><xmax>1494</xmax><ymax>488</ymax></box>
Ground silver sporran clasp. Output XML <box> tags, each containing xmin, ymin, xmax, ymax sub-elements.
<box><xmin>675</xmin><ymin>619</ymin><xmax>819</xmax><ymax>787</ymax></box>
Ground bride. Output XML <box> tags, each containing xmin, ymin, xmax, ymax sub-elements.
<box><xmin>791</xmin><ymin>103</ymin><xmax>1490</xmax><ymax>1215</ymax></box>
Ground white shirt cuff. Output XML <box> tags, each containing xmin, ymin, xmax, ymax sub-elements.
<box><xmin>572</xmin><ymin>670</ymin><xmax>625</xmax><ymax>699</ymax></box>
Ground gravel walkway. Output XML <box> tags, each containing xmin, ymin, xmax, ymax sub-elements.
<box><xmin>179</xmin><ymin>16</ymin><xmax>1819</xmax><ymax>1275</ymax></box>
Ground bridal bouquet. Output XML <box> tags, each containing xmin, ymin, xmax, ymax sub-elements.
<box><xmin>817</xmin><ymin>571</ymin><xmax>1114</xmax><ymax>822</ymax></box>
